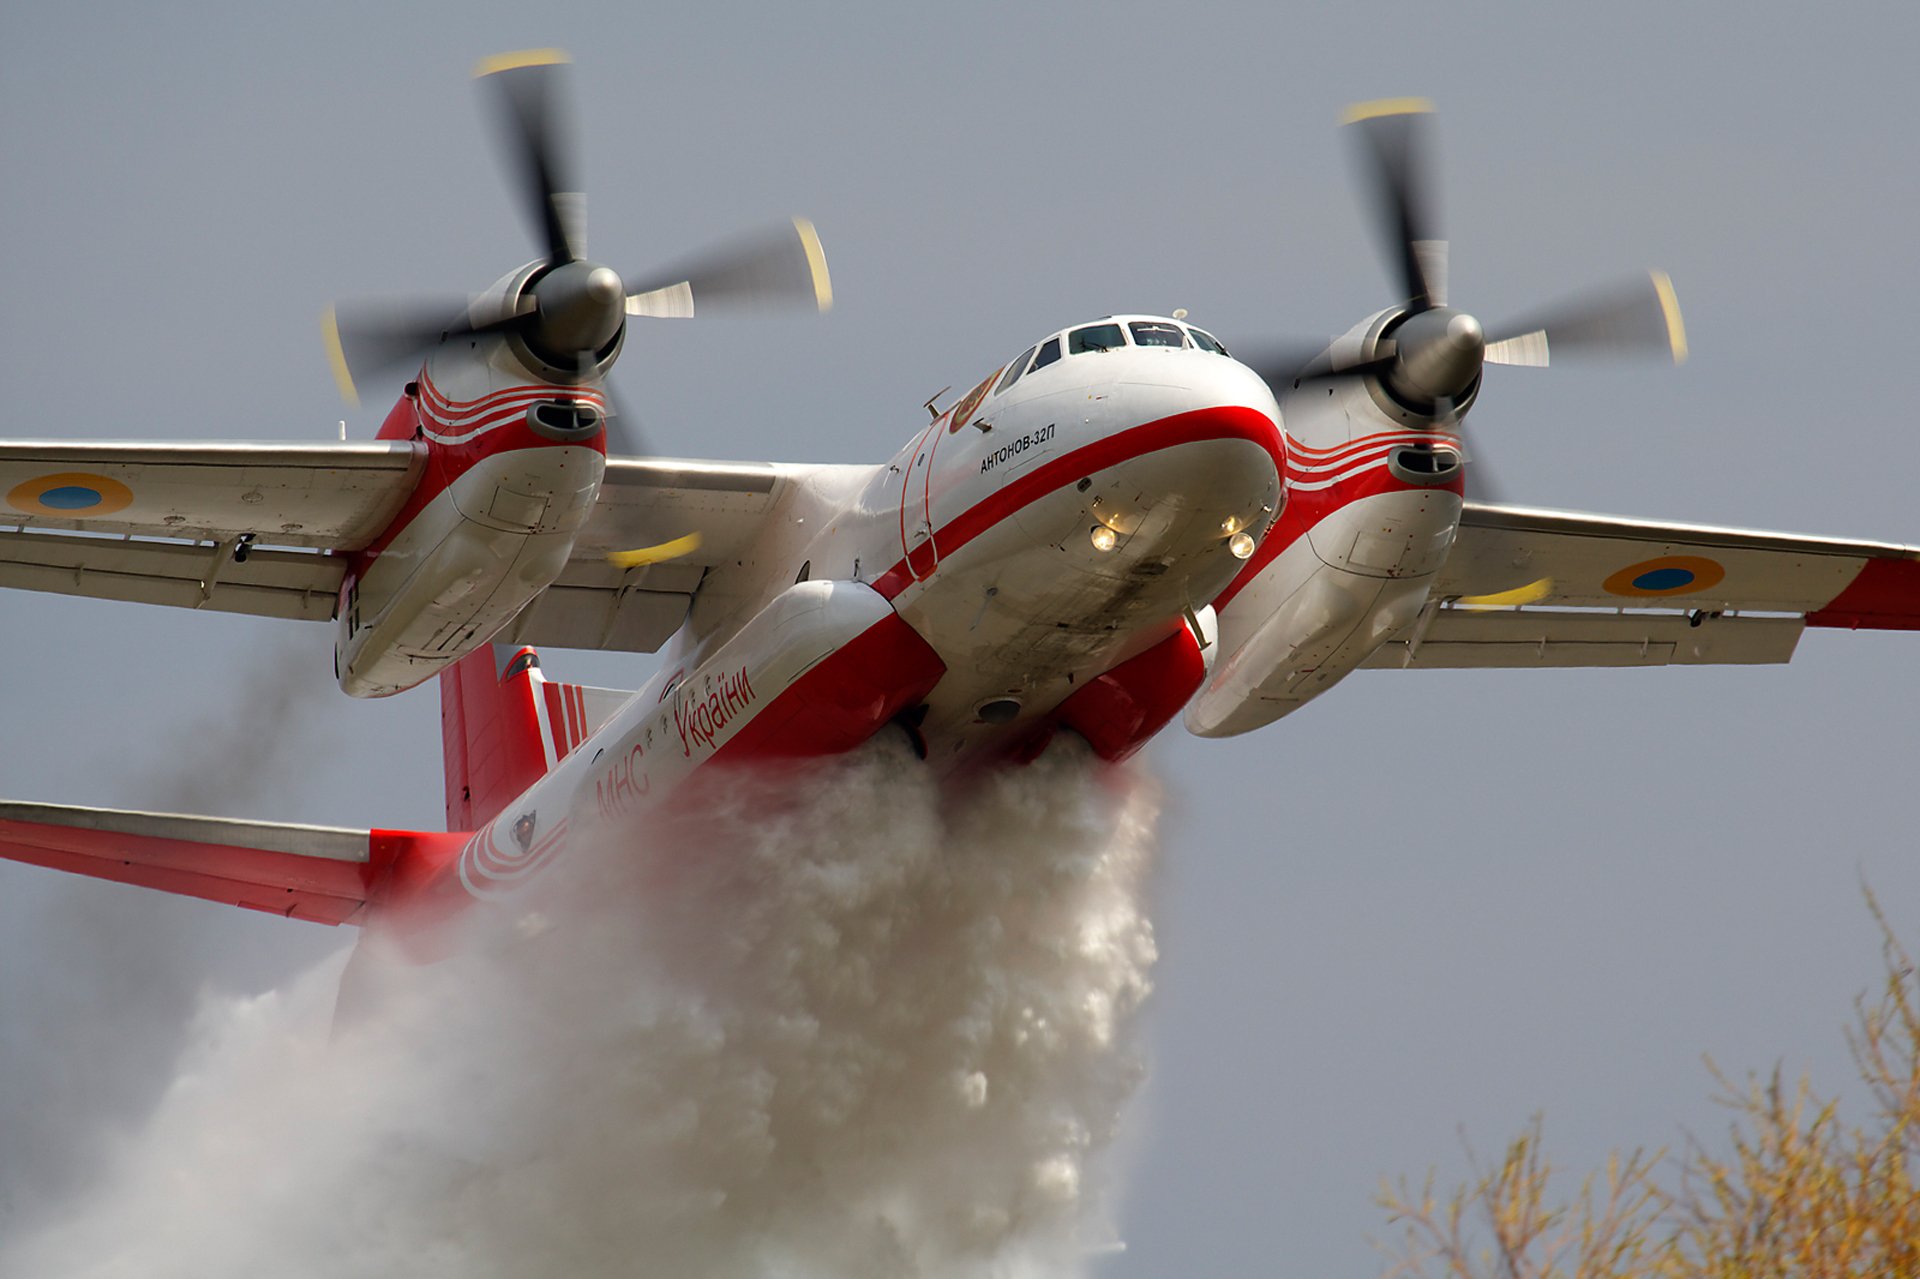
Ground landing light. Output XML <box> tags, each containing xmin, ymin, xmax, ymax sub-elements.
<box><xmin>1090</xmin><ymin>524</ymin><xmax>1119</xmax><ymax>552</ymax></box>
<box><xmin>1229</xmin><ymin>531</ymin><xmax>1256</xmax><ymax>560</ymax></box>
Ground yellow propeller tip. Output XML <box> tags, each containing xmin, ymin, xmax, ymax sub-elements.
<box><xmin>1457</xmin><ymin>578</ymin><xmax>1555</xmax><ymax>609</ymax></box>
<box><xmin>320</xmin><ymin>306</ymin><xmax>360</xmax><ymax>410</ymax></box>
<box><xmin>1340</xmin><ymin>97</ymin><xmax>1435</xmax><ymax>125</ymax></box>
<box><xmin>473</xmin><ymin>48</ymin><xmax>570</xmax><ymax>78</ymax></box>
<box><xmin>1650</xmin><ymin>270</ymin><xmax>1688</xmax><ymax>364</ymax></box>
<box><xmin>794</xmin><ymin>217</ymin><xmax>833</xmax><ymax>313</ymax></box>
<box><xmin>606</xmin><ymin>531</ymin><xmax>703</xmax><ymax>570</ymax></box>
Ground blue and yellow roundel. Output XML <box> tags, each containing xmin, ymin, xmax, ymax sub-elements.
<box><xmin>6</xmin><ymin>472</ymin><xmax>135</xmax><ymax>517</ymax></box>
<box><xmin>1602</xmin><ymin>555</ymin><xmax>1726</xmax><ymax>597</ymax></box>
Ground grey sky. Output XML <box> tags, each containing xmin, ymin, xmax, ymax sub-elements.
<box><xmin>3</xmin><ymin>2</ymin><xmax>1917</xmax><ymax>1273</ymax></box>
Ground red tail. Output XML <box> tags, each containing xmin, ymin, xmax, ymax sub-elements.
<box><xmin>440</xmin><ymin>645</ymin><xmax>552</xmax><ymax>830</ymax></box>
<box><xmin>439</xmin><ymin>645</ymin><xmax>626</xmax><ymax>830</ymax></box>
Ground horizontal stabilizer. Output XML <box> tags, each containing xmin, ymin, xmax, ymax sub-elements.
<box><xmin>0</xmin><ymin>800</ymin><xmax>410</xmax><ymax>925</ymax></box>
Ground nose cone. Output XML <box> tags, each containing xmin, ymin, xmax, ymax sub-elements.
<box><xmin>1387</xmin><ymin>306</ymin><xmax>1485</xmax><ymax>406</ymax></box>
<box><xmin>584</xmin><ymin>264</ymin><xmax>622</xmax><ymax>305</ymax></box>
<box><xmin>531</xmin><ymin>259</ymin><xmax>628</xmax><ymax>356</ymax></box>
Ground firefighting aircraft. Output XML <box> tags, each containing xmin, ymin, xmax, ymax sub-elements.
<box><xmin>1</xmin><ymin>57</ymin><xmax>1916</xmax><ymax>937</ymax></box>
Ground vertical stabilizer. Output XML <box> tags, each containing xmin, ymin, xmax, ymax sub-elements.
<box><xmin>439</xmin><ymin>645</ymin><xmax>635</xmax><ymax>831</ymax></box>
<box><xmin>440</xmin><ymin>646</ymin><xmax>550</xmax><ymax>831</ymax></box>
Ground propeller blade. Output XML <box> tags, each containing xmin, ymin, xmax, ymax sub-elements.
<box><xmin>578</xmin><ymin>352</ymin><xmax>648</xmax><ymax>458</ymax></box>
<box><xmin>624</xmin><ymin>218</ymin><xmax>832</xmax><ymax>318</ymax></box>
<box><xmin>1436</xmin><ymin>394</ymin><xmax>1503</xmax><ymax>504</ymax></box>
<box><xmin>474</xmin><ymin>49</ymin><xmax>583</xmax><ymax>264</ymax></box>
<box><xmin>1342</xmin><ymin>98</ymin><xmax>1446</xmax><ymax>310</ymax></box>
<box><xmin>1485</xmin><ymin>271</ymin><xmax>1688</xmax><ymax>367</ymax></box>
<box><xmin>606</xmin><ymin>531</ymin><xmax>703</xmax><ymax>570</ymax></box>
<box><xmin>602</xmin><ymin>400</ymin><xmax>647</xmax><ymax>457</ymax></box>
<box><xmin>1238</xmin><ymin>340</ymin><xmax>1389</xmax><ymax>392</ymax></box>
<box><xmin>321</xmin><ymin>300</ymin><xmax>509</xmax><ymax>408</ymax></box>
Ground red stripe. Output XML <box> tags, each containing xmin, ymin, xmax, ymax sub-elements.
<box><xmin>1287</xmin><ymin>429</ymin><xmax>1434</xmax><ymax>461</ymax></box>
<box><xmin>1214</xmin><ymin>453</ymin><xmax>1460</xmax><ymax>611</ymax></box>
<box><xmin>416</xmin><ymin>375</ymin><xmax>605</xmax><ymax>417</ymax></box>
<box><xmin>873</xmin><ymin>405</ymin><xmax>1281</xmax><ymax>601</ymax></box>
<box><xmin>1806</xmin><ymin>557</ymin><xmax>1920</xmax><ymax>630</ymax></box>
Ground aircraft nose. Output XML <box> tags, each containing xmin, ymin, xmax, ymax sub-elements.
<box><xmin>1072</xmin><ymin>409</ymin><xmax>1282</xmax><ymax>583</ymax></box>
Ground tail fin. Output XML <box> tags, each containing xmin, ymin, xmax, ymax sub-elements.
<box><xmin>441</xmin><ymin>646</ymin><xmax>547</xmax><ymax>830</ymax></box>
<box><xmin>439</xmin><ymin>645</ymin><xmax>633</xmax><ymax>830</ymax></box>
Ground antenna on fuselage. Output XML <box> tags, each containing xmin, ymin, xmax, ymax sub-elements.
<box><xmin>922</xmin><ymin>386</ymin><xmax>951</xmax><ymax>421</ymax></box>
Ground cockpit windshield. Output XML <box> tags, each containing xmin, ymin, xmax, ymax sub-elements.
<box><xmin>998</xmin><ymin>319</ymin><xmax>1231</xmax><ymax>387</ymax></box>
<box><xmin>1188</xmin><ymin>327</ymin><xmax>1230</xmax><ymax>356</ymax></box>
<box><xmin>1068</xmin><ymin>323</ymin><xmax>1125</xmax><ymax>354</ymax></box>
<box><xmin>995</xmin><ymin>344</ymin><xmax>1037</xmax><ymax>395</ymax></box>
<box><xmin>1129</xmin><ymin>320</ymin><xmax>1186</xmax><ymax>348</ymax></box>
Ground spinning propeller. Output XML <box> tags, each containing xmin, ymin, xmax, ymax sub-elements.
<box><xmin>321</xmin><ymin>49</ymin><xmax>832</xmax><ymax>459</ymax></box>
<box><xmin>1247</xmin><ymin>98</ymin><xmax>1686</xmax><ymax>490</ymax></box>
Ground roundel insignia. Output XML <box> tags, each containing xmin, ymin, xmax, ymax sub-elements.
<box><xmin>1602</xmin><ymin>554</ymin><xmax>1726</xmax><ymax>597</ymax></box>
<box><xmin>6</xmin><ymin>472</ymin><xmax>135</xmax><ymax>517</ymax></box>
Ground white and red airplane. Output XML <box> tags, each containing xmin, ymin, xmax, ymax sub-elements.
<box><xmin>2</xmin><ymin>59</ymin><xmax>1916</xmax><ymax>954</ymax></box>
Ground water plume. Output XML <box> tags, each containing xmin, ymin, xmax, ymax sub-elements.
<box><xmin>0</xmin><ymin>635</ymin><xmax>345</xmax><ymax>1228</ymax></box>
<box><xmin>7</xmin><ymin>737</ymin><xmax>1163</xmax><ymax>1278</ymax></box>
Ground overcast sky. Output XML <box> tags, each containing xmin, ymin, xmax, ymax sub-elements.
<box><xmin>3</xmin><ymin>3</ymin><xmax>1918</xmax><ymax>1274</ymax></box>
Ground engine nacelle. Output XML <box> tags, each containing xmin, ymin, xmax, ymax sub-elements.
<box><xmin>336</xmin><ymin>443</ymin><xmax>603</xmax><ymax>697</ymax></box>
<box><xmin>1185</xmin><ymin>490</ymin><xmax>1456</xmax><ymax>737</ymax></box>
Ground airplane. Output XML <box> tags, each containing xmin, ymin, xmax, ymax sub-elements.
<box><xmin>2</xmin><ymin>56</ymin><xmax>1915</xmax><ymax>960</ymax></box>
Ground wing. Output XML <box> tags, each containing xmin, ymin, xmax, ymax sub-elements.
<box><xmin>0</xmin><ymin>439</ymin><xmax>422</xmax><ymax>622</ymax></box>
<box><xmin>1366</xmin><ymin>502</ymin><xmax>1920</xmax><ymax>670</ymax></box>
<box><xmin>0</xmin><ymin>800</ymin><xmax>396</xmax><ymax>925</ymax></box>
<box><xmin>499</xmin><ymin>456</ymin><xmax>851</xmax><ymax>653</ymax></box>
<box><xmin>3</xmin><ymin>441</ymin><xmax>853</xmax><ymax>650</ymax></box>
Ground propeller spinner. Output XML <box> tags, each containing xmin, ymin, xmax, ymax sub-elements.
<box><xmin>321</xmin><ymin>49</ymin><xmax>832</xmax><ymax>459</ymax></box>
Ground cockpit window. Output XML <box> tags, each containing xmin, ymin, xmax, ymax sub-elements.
<box><xmin>1068</xmin><ymin>322</ymin><xmax>1125</xmax><ymax>354</ymax></box>
<box><xmin>1188</xmin><ymin>327</ymin><xmax>1230</xmax><ymax>356</ymax></box>
<box><xmin>1030</xmin><ymin>336</ymin><xmax>1063</xmax><ymax>372</ymax></box>
<box><xmin>1129</xmin><ymin>320</ymin><xmax>1187</xmax><ymax>348</ymax></box>
<box><xmin>995</xmin><ymin>345</ymin><xmax>1037</xmax><ymax>395</ymax></box>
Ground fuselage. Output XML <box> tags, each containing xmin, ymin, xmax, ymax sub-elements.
<box><xmin>661</xmin><ymin>315</ymin><xmax>1291</xmax><ymax>761</ymax></box>
<box><xmin>355</xmin><ymin>310</ymin><xmax>1469</xmax><ymax>921</ymax></box>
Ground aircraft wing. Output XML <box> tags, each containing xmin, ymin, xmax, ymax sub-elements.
<box><xmin>0</xmin><ymin>800</ymin><xmax>403</xmax><ymax>925</ymax></box>
<box><xmin>0</xmin><ymin>439</ymin><xmax>423</xmax><ymax>622</ymax></box>
<box><xmin>1365</xmin><ymin>502</ymin><xmax>1920</xmax><ymax>670</ymax></box>
<box><xmin>499</xmin><ymin>456</ymin><xmax>839</xmax><ymax>653</ymax></box>
<box><xmin>1</xmin><ymin>444</ymin><xmax>832</xmax><ymax>650</ymax></box>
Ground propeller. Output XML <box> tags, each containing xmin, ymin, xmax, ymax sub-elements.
<box><xmin>322</xmin><ymin>50</ymin><xmax>832</xmax><ymax>460</ymax></box>
<box><xmin>1246</xmin><ymin>98</ymin><xmax>1686</xmax><ymax>497</ymax></box>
